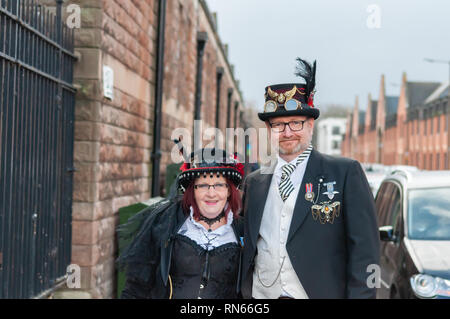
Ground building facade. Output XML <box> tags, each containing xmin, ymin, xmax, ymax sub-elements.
<box><xmin>30</xmin><ymin>0</ymin><xmax>245</xmax><ymax>299</ymax></box>
<box><xmin>342</xmin><ymin>73</ymin><xmax>448</xmax><ymax>171</ymax></box>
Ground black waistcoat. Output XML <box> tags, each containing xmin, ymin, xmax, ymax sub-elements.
<box><xmin>170</xmin><ymin>234</ymin><xmax>241</xmax><ymax>299</ymax></box>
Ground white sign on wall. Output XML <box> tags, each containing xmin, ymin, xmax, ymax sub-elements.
<box><xmin>103</xmin><ymin>65</ymin><xmax>114</xmax><ymax>100</ymax></box>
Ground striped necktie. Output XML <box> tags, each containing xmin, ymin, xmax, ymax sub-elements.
<box><xmin>278</xmin><ymin>144</ymin><xmax>313</xmax><ymax>202</ymax></box>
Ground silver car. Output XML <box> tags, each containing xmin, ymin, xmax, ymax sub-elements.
<box><xmin>375</xmin><ymin>170</ymin><xmax>450</xmax><ymax>299</ymax></box>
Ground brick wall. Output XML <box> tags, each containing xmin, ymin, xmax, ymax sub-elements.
<box><xmin>46</xmin><ymin>0</ymin><xmax>158</xmax><ymax>298</ymax></box>
<box><xmin>159</xmin><ymin>0</ymin><xmax>244</xmax><ymax>194</ymax></box>
<box><xmin>383</xmin><ymin>126</ymin><xmax>397</xmax><ymax>165</ymax></box>
<box><xmin>37</xmin><ymin>0</ymin><xmax>245</xmax><ymax>298</ymax></box>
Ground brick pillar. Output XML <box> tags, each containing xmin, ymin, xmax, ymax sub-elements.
<box><xmin>52</xmin><ymin>0</ymin><xmax>157</xmax><ymax>299</ymax></box>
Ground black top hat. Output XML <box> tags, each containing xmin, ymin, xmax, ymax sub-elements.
<box><xmin>258</xmin><ymin>58</ymin><xmax>320</xmax><ymax>121</ymax></box>
<box><xmin>177</xmin><ymin>148</ymin><xmax>244</xmax><ymax>192</ymax></box>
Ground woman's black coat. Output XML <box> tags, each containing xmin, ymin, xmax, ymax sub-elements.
<box><xmin>118</xmin><ymin>198</ymin><xmax>244</xmax><ymax>299</ymax></box>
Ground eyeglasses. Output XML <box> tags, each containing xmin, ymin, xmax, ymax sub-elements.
<box><xmin>264</xmin><ymin>99</ymin><xmax>303</xmax><ymax>114</ymax></box>
<box><xmin>194</xmin><ymin>183</ymin><xmax>229</xmax><ymax>192</ymax></box>
<box><xmin>269</xmin><ymin>120</ymin><xmax>306</xmax><ymax>132</ymax></box>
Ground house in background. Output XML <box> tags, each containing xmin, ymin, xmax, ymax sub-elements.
<box><xmin>316</xmin><ymin>117</ymin><xmax>347</xmax><ymax>156</ymax></box>
<box><xmin>342</xmin><ymin>72</ymin><xmax>448</xmax><ymax>170</ymax></box>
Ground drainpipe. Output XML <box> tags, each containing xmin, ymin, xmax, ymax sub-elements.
<box><xmin>225</xmin><ymin>88</ymin><xmax>233</xmax><ymax>152</ymax></box>
<box><xmin>215</xmin><ymin>67</ymin><xmax>224</xmax><ymax>129</ymax></box>
<box><xmin>215</xmin><ymin>67</ymin><xmax>224</xmax><ymax>148</ymax></box>
<box><xmin>193</xmin><ymin>32</ymin><xmax>208</xmax><ymax>149</ymax></box>
<box><xmin>234</xmin><ymin>101</ymin><xmax>239</xmax><ymax>128</ymax></box>
<box><xmin>151</xmin><ymin>0</ymin><xmax>167</xmax><ymax>197</ymax></box>
<box><xmin>226</xmin><ymin>88</ymin><xmax>233</xmax><ymax>128</ymax></box>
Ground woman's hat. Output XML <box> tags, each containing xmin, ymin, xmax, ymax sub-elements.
<box><xmin>177</xmin><ymin>148</ymin><xmax>244</xmax><ymax>192</ymax></box>
<box><xmin>258</xmin><ymin>58</ymin><xmax>320</xmax><ymax>121</ymax></box>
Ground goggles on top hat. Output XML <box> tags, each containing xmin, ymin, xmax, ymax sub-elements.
<box><xmin>264</xmin><ymin>85</ymin><xmax>307</xmax><ymax>113</ymax></box>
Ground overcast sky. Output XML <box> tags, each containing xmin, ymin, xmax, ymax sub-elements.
<box><xmin>206</xmin><ymin>0</ymin><xmax>450</xmax><ymax>112</ymax></box>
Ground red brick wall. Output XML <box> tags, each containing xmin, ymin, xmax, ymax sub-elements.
<box><xmin>366</xmin><ymin>130</ymin><xmax>376</xmax><ymax>163</ymax></box>
<box><xmin>159</xmin><ymin>0</ymin><xmax>244</xmax><ymax>191</ymax></box>
<box><xmin>383</xmin><ymin>126</ymin><xmax>397</xmax><ymax>165</ymax></box>
<box><xmin>65</xmin><ymin>0</ymin><xmax>158</xmax><ymax>298</ymax></box>
<box><xmin>64</xmin><ymin>0</ymin><xmax>245</xmax><ymax>299</ymax></box>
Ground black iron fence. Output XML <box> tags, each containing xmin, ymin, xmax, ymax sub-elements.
<box><xmin>0</xmin><ymin>0</ymin><xmax>76</xmax><ymax>298</ymax></box>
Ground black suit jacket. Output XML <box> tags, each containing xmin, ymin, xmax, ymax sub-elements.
<box><xmin>241</xmin><ymin>150</ymin><xmax>380</xmax><ymax>299</ymax></box>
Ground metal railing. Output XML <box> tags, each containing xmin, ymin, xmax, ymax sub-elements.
<box><xmin>0</xmin><ymin>0</ymin><xmax>76</xmax><ymax>298</ymax></box>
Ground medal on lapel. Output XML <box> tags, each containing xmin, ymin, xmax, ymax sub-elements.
<box><xmin>305</xmin><ymin>183</ymin><xmax>315</xmax><ymax>202</ymax></box>
<box><xmin>311</xmin><ymin>179</ymin><xmax>341</xmax><ymax>224</ymax></box>
<box><xmin>311</xmin><ymin>201</ymin><xmax>341</xmax><ymax>224</ymax></box>
<box><xmin>323</xmin><ymin>181</ymin><xmax>339</xmax><ymax>200</ymax></box>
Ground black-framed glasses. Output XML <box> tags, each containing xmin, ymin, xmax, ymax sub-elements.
<box><xmin>194</xmin><ymin>183</ymin><xmax>229</xmax><ymax>192</ymax></box>
<box><xmin>269</xmin><ymin>120</ymin><xmax>306</xmax><ymax>132</ymax></box>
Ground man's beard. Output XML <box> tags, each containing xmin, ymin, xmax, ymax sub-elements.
<box><xmin>277</xmin><ymin>136</ymin><xmax>312</xmax><ymax>156</ymax></box>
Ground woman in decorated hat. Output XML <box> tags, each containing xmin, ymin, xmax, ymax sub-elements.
<box><xmin>117</xmin><ymin>147</ymin><xmax>245</xmax><ymax>299</ymax></box>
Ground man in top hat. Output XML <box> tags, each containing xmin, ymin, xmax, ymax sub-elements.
<box><xmin>240</xmin><ymin>58</ymin><xmax>380</xmax><ymax>299</ymax></box>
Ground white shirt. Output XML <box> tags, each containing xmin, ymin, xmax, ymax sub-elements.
<box><xmin>177</xmin><ymin>207</ymin><xmax>238</xmax><ymax>250</ymax></box>
<box><xmin>252</xmin><ymin>153</ymin><xmax>311</xmax><ymax>299</ymax></box>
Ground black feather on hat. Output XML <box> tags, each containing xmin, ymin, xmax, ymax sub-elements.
<box><xmin>294</xmin><ymin>58</ymin><xmax>316</xmax><ymax>103</ymax></box>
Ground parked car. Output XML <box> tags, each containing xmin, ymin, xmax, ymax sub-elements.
<box><xmin>362</xmin><ymin>163</ymin><xmax>418</xmax><ymax>198</ymax></box>
<box><xmin>375</xmin><ymin>170</ymin><xmax>450</xmax><ymax>299</ymax></box>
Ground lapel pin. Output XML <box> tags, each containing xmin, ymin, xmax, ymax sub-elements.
<box><xmin>323</xmin><ymin>181</ymin><xmax>339</xmax><ymax>200</ymax></box>
<box><xmin>305</xmin><ymin>183</ymin><xmax>315</xmax><ymax>202</ymax></box>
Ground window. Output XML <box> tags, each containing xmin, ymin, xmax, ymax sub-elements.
<box><xmin>332</xmin><ymin>126</ymin><xmax>340</xmax><ymax>135</ymax></box>
<box><xmin>430</xmin><ymin>117</ymin><xmax>434</xmax><ymax>135</ymax></box>
<box><xmin>424</xmin><ymin>118</ymin><xmax>427</xmax><ymax>135</ymax></box>
<box><xmin>388</xmin><ymin>186</ymin><xmax>403</xmax><ymax>238</ymax></box>
<box><xmin>446</xmin><ymin>114</ymin><xmax>448</xmax><ymax>132</ymax></box>
<box><xmin>375</xmin><ymin>183</ymin><xmax>394</xmax><ymax>226</ymax></box>
<box><xmin>437</xmin><ymin>116</ymin><xmax>440</xmax><ymax>133</ymax></box>
<box><xmin>430</xmin><ymin>154</ymin><xmax>433</xmax><ymax>170</ymax></box>
<box><xmin>417</xmin><ymin>119</ymin><xmax>419</xmax><ymax>134</ymax></box>
<box><xmin>376</xmin><ymin>182</ymin><xmax>403</xmax><ymax>239</ymax></box>
<box><xmin>408</xmin><ymin>188</ymin><xmax>450</xmax><ymax>240</ymax></box>
<box><xmin>423</xmin><ymin>154</ymin><xmax>427</xmax><ymax>169</ymax></box>
<box><xmin>332</xmin><ymin>140</ymin><xmax>340</xmax><ymax>150</ymax></box>
<box><xmin>437</xmin><ymin>154</ymin><xmax>440</xmax><ymax>170</ymax></box>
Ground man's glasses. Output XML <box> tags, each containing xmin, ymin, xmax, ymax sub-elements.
<box><xmin>269</xmin><ymin>120</ymin><xmax>306</xmax><ymax>133</ymax></box>
<box><xmin>194</xmin><ymin>183</ymin><xmax>229</xmax><ymax>192</ymax></box>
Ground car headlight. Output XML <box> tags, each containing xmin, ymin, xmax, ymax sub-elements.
<box><xmin>410</xmin><ymin>274</ymin><xmax>450</xmax><ymax>299</ymax></box>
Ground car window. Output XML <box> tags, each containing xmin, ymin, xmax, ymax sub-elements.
<box><xmin>382</xmin><ymin>183</ymin><xmax>401</xmax><ymax>228</ymax></box>
<box><xmin>375</xmin><ymin>182</ymin><xmax>395</xmax><ymax>226</ymax></box>
<box><xmin>388</xmin><ymin>186</ymin><xmax>402</xmax><ymax>237</ymax></box>
<box><xmin>408</xmin><ymin>187</ymin><xmax>450</xmax><ymax>240</ymax></box>
<box><xmin>375</xmin><ymin>183</ymin><xmax>387</xmax><ymax>225</ymax></box>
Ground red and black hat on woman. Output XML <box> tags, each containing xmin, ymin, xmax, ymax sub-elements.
<box><xmin>177</xmin><ymin>147</ymin><xmax>244</xmax><ymax>192</ymax></box>
<box><xmin>258</xmin><ymin>58</ymin><xmax>320</xmax><ymax>121</ymax></box>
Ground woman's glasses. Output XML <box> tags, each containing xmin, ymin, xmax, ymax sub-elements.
<box><xmin>194</xmin><ymin>183</ymin><xmax>229</xmax><ymax>192</ymax></box>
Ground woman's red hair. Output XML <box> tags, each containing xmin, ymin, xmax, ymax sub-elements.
<box><xmin>182</xmin><ymin>178</ymin><xmax>241</xmax><ymax>221</ymax></box>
